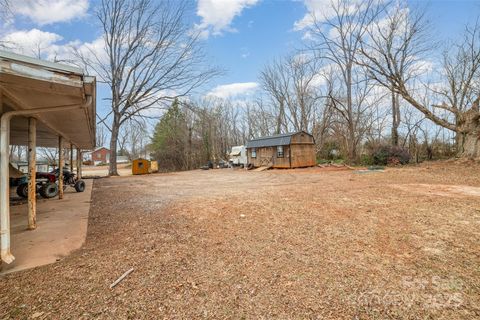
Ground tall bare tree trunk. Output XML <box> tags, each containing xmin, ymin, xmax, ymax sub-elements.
<box><xmin>109</xmin><ymin>114</ymin><xmax>120</xmax><ymax>176</ymax></box>
<box><xmin>391</xmin><ymin>88</ymin><xmax>400</xmax><ymax>146</ymax></box>
<box><xmin>346</xmin><ymin>65</ymin><xmax>357</xmax><ymax>162</ymax></box>
<box><xmin>75</xmin><ymin>0</ymin><xmax>218</xmax><ymax>176</ymax></box>
<box><xmin>460</xmin><ymin>131</ymin><xmax>480</xmax><ymax>158</ymax></box>
<box><xmin>276</xmin><ymin>102</ymin><xmax>284</xmax><ymax>134</ymax></box>
<box><xmin>456</xmin><ymin>107</ymin><xmax>480</xmax><ymax>158</ymax></box>
<box><xmin>359</xmin><ymin>4</ymin><xmax>480</xmax><ymax>160</ymax></box>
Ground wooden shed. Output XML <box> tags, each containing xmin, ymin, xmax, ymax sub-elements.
<box><xmin>246</xmin><ymin>131</ymin><xmax>316</xmax><ymax>169</ymax></box>
<box><xmin>132</xmin><ymin>159</ymin><xmax>151</xmax><ymax>175</ymax></box>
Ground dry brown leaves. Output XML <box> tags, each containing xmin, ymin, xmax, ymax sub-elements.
<box><xmin>0</xmin><ymin>162</ymin><xmax>479</xmax><ymax>319</ymax></box>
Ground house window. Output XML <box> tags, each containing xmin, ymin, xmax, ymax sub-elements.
<box><xmin>251</xmin><ymin>148</ymin><xmax>257</xmax><ymax>158</ymax></box>
<box><xmin>277</xmin><ymin>146</ymin><xmax>284</xmax><ymax>158</ymax></box>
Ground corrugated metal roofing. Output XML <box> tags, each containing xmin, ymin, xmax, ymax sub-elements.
<box><xmin>1</xmin><ymin>49</ymin><xmax>96</xmax><ymax>149</ymax></box>
<box><xmin>0</xmin><ymin>50</ymin><xmax>83</xmax><ymax>74</ymax></box>
<box><xmin>246</xmin><ymin>131</ymin><xmax>307</xmax><ymax>148</ymax></box>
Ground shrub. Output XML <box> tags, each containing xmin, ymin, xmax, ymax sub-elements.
<box><xmin>372</xmin><ymin>145</ymin><xmax>410</xmax><ymax>166</ymax></box>
<box><xmin>317</xmin><ymin>158</ymin><xmax>330</xmax><ymax>164</ymax></box>
<box><xmin>360</xmin><ymin>154</ymin><xmax>374</xmax><ymax>165</ymax></box>
<box><xmin>318</xmin><ymin>141</ymin><xmax>343</xmax><ymax>160</ymax></box>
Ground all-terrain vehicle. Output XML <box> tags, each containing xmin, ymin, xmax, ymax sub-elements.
<box><xmin>52</xmin><ymin>167</ymin><xmax>86</xmax><ymax>193</ymax></box>
<box><xmin>16</xmin><ymin>167</ymin><xmax>85</xmax><ymax>199</ymax></box>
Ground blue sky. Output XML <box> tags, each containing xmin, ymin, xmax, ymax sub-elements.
<box><xmin>1</xmin><ymin>0</ymin><xmax>479</xmax><ymax>120</ymax></box>
<box><xmin>203</xmin><ymin>0</ymin><xmax>306</xmax><ymax>85</ymax></box>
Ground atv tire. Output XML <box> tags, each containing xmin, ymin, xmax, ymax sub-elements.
<box><xmin>16</xmin><ymin>183</ymin><xmax>29</xmax><ymax>198</ymax></box>
<box><xmin>74</xmin><ymin>180</ymin><xmax>86</xmax><ymax>192</ymax></box>
<box><xmin>40</xmin><ymin>183</ymin><xmax>58</xmax><ymax>199</ymax></box>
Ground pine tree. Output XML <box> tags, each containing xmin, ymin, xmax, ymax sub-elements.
<box><xmin>151</xmin><ymin>99</ymin><xmax>187</xmax><ymax>170</ymax></box>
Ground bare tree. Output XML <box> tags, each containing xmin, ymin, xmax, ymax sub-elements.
<box><xmin>9</xmin><ymin>145</ymin><xmax>25</xmax><ymax>162</ymax></box>
<box><xmin>391</xmin><ymin>90</ymin><xmax>401</xmax><ymax>146</ymax></box>
<box><xmin>75</xmin><ymin>0</ymin><xmax>219</xmax><ymax>175</ymax></box>
<box><xmin>260</xmin><ymin>54</ymin><xmax>323</xmax><ymax>133</ymax></box>
<box><xmin>117</xmin><ymin>127</ymin><xmax>128</xmax><ymax>156</ymax></box>
<box><xmin>249</xmin><ymin>99</ymin><xmax>277</xmax><ymax>137</ymax></box>
<box><xmin>325</xmin><ymin>69</ymin><xmax>384</xmax><ymax>158</ymax></box>
<box><xmin>38</xmin><ymin>148</ymin><xmax>59</xmax><ymax>168</ymax></box>
<box><xmin>259</xmin><ymin>59</ymin><xmax>288</xmax><ymax>134</ymax></box>
<box><xmin>306</xmin><ymin>0</ymin><xmax>384</xmax><ymax>162</ymax></box>
<box><xmin>1</xmin><ymin>0</ymin><xmax>13</xmax><ymax>49</ymax></box>
<box><xmin>311</xmin><ymin>96</ymin><xmax>334</xmax><ymax>153</ymax></box>
<box><xmin>0</xmin><ymin>0</ymin><xmax>11</xmax><ymax>19</ymax></box>
<box><xmin>96</xmin><ymin>123</ymin><xmax>108</xmax><ymax>148</ymax></box>
<box><xmin>121</xmin><ymin>119</ymin><xmax>149</xmax><ymax>160</ymax></box>
<box><xmin>359</xmin><ymin>5</ymin><xmax>480</xmax><ymax>158</ymax></box>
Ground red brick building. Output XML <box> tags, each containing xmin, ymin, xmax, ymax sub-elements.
<box><xmin>88</xmin><ymin>147</ymin><xmax>110</xmax><ymax>165</ymax></box>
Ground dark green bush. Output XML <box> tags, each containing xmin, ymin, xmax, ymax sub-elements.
<box><xmin>372</xmin><ymin>145</ymin><xmax>410</xmax><ymax>165</ymax></box>
<box><xmin>360</xmin><ymin>154</ymin><xmax>374</xmax><ymax>165</ymax></box>
<box><xmin>318</xmin><ymin>141</ymin><xmax>343</xmax><ymax>160</ymax></box>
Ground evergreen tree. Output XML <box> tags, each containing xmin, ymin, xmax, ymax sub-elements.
<box><xmin>151</xmin><ymin>99</ymin><xmax>187</xmax><ymax>170</ymax></box>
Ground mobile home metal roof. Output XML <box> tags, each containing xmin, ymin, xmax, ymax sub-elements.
<box><xmin>246</xmin><ymin>131</ymin><xmax>312</xmax><ymax>148</ymax></box>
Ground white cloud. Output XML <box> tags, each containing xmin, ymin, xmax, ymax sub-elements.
<box><xmin>70</xmin><ymin>37</ymin><xmax>108</xmax><ymax>64</ymax></box>
<box><xmin>310</xmin><ymin>73</ymin><xmax>327</xmax><ymax>87</ymax></box>
<box><xmin>294</xmin><ymin>0</ymin><xmax>333</xmax><ymax>31</ymax></box>
<box><xmin>13</xmin><ymin>0</ymin><xmax>89</xmax><ymax>25</ymax></box>
<box><xmin>294</xmin><ymin>0</ymin><xmax>376</xmax><ymax>31</ymax></box>
<box><xmin>207</xmin><ymin>82</ymin><xmax>259</xmax><ymax>99</ymax></box>
<box><xmin>1</xmin><ymin>29</ymin><xmax>63</xmax><ymax>56</ymax></box>
<box><xmin>1</xmin><ymin>28</ymin><xmax>107</xmax><ymax>75</ymax></box>
<box><xmin>195</xmin><ymin>0</ymin><xmax>259</xmax><ymax>38</ymax></box>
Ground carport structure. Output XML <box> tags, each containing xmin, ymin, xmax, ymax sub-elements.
<box><xmin>0</xmin><ymin>50</ymin><xmax>96</xmax><ymax>265</ymax></box>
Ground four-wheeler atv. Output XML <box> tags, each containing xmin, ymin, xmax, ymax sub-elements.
<box><xmin>16</xmin><ymin>171</ymin><xmax>58</xmax><ymax>199</ymax></box>
<box><xmin>16</xmin><ymin>167</ymin><xmax>85</xmax><ymax>199</ymax></box>
<box><xmin>51</xmin><ymin>168</ymin><xmax>86</xmax><ymax>193</ymax></box>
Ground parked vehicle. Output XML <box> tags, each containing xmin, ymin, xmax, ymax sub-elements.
<box><xmin>218</xmin><ymin>160</ymin><xmax>229</xmax><ymax>168</ymax></box>
<box><xmin>16</xmin><ymin>171</ymin><xmax>57</xmax><ymax>199</ymax></box>
<box><xmin>9</xmin><ymin>163</ymin><xmax>26</xmax><ymax>187</ymax></box>
<box><xmin>229</xmin><ymin>145</ymin><xmax>247</xmax><ymax>167</ymax></box>
<box><xmin>52</xmin><ymin>167</ymin><xmax>86</xmax><ymax>193</ymax></box>
<box><xmin>201</xmin><ymin>160</ymin><xmax>213</xmax><ymax>170</ymax></box>
<box><xmin>16</xmin><ymin>167</ymin><xmax>85</xmax><ymax>199</ymax></box>
<box><xmin>10</xmin><ymin>176</ymin><xmax>27</xmax><ymax>187</ymax></box>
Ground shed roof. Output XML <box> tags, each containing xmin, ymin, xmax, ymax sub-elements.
<box><xmin>246</xmin><ymin>131</ymin><xmax>312</xmax><ymax>148</ymax></box>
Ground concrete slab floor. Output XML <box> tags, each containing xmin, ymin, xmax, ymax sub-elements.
<box><xmin>0</xmin><ymin>180</ymin><xmax>93</xmax><ymax>275</ymax></box>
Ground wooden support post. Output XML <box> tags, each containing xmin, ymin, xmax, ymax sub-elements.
<box><xmin>70</xmin><ymin>144</ymin><xmax>73</xmax><ymax>172</ymax></box>
<box><xmin>27</xmin><ymin>118</ymin><xmax>36</xmax><ymax>230</ymax></box>
<box><xmin>58</xmin><ymin>136</ymin><xmax>64</xmax><ymax>200</ymax></box>
<box><xmin>76</xmin><ymin>148</ymin><xmax>82</xmax><ymax>179</ymax></box>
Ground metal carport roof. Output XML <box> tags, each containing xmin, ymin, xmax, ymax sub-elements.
<box><xmin>0</xmin><ymin>50</ymin><xmax>96</xmax><ymax>149</ymax></box>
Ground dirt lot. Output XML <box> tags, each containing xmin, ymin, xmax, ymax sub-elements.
<box><xmin>1</xmin><ymin>161</ymin><xmax>479</xmax><ymax>319</ymax></box>
<box><xmin>82</xmin><ymin>163</ymin><xmax>132</xmax><ymax>177</ymax></box>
